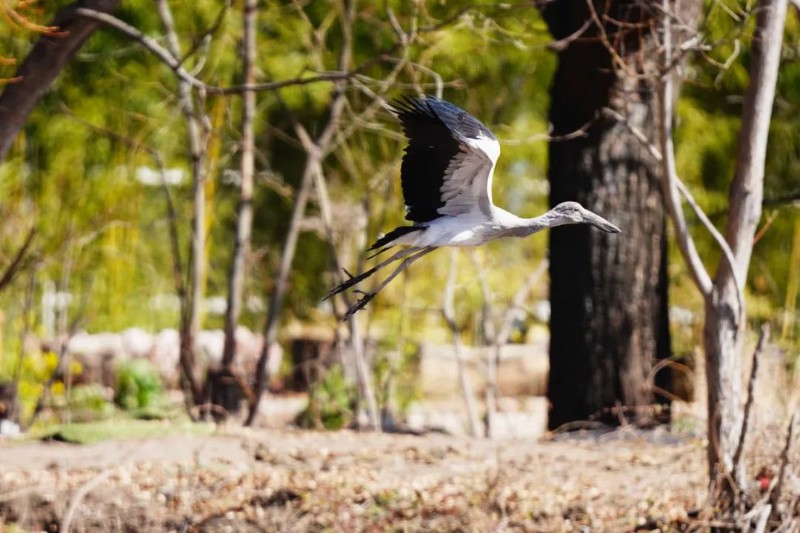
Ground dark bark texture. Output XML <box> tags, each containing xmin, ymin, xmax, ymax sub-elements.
<box><xmin>0</xmin><ymin>0</ymin><xmax>122</xmax><ymax>161</ymax></box>
<box><xmin>542</xmin><ymin>0</ymin><xmax>677</xmax><ymax>428</ymax></box>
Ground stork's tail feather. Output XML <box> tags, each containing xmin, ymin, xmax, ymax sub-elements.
<box><xmin>368</xmin><ymin>225</ymin><xmax>424</xmax><ymax>251</ymax></box>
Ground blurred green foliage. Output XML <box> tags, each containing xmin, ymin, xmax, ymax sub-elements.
<box><xmin>0</xmin><ymin>348</ymin><xmax>81</xmax><ymax>421</ymax></box>
<box><xmin>674</xmin><ymin>2</ymin><xmax>800</xmax><ymax>342</ymax></box>
<box><xmin>30</xmin><ymin>417</ymin><xmax>213</xmax><ymax>444</ymax></box>
<box><xmin>0</xmin><ymin>347</ymin><xmax>115</xmax><ymax>423</ymax></box>
<box><xmin>114</xmin><ymin>358</ymin><xmax>165</xmax><ymax>411</ymax></box>
<box><xmin>0</xmin><ymin>0</ymin><xmax>798</xmax><ymax>390</ymax></box>
<box><xmin>296</xmin><ymin>364</ymin><xmax>355</xmax><ymax>430</ymax></box>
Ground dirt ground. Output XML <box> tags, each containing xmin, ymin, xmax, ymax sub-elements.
<box><xmin>0</xmin><ymin>424</ymin><xmax>721</xmax><ymax>532</ymax></box>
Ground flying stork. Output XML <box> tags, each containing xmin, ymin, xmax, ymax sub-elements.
<box><xmin>326</xmin><ymin>95</ymin><xmax>621</xmax><ymax>318</ymax></box>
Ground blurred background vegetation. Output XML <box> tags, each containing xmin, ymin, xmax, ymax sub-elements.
<box><xmin>0</xmin><ymin>0</ymin><xmax>798</xmax><ymax>426</ymax></box>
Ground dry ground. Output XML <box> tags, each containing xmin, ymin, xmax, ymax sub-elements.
<box><xmin>0</xmin><ymin>425</ymin><xmax>718</xmax><ymax>532</ymax></box>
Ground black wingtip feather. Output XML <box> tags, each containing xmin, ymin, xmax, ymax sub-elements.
<box><xmin>389</xmin><ymin>95</ymin><xmax>497</xmax><ymax>142</ymax></box>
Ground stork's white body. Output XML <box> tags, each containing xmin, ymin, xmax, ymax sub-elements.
<box><xmin>394</xmin><ymin>208</ymin><xmax>531</xmax><ymax>247</ymax></box>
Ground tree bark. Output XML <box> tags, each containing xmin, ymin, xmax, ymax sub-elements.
<box><xmin>705</xmin><ymin>0</ymin><xmax>787</xmax><ymax>492</ymax></box>
<box><xmin>542</xmin><ymin>0</ymin><xmax>680</xmax><ymax>428</ymax></box>
<box><xmin>157</xmin><ymin>0</ymin><xmax>206</xmax><ymax>406</ymax></box>
<box><xmin>0</xmin><ymin>0</ymin><xmax>121</xmax><ymax>161</ymax></box>
<box><xmin>221</xmin><ymin>0</ymin><xmax>257</xmax><ymax>371</ymax></box>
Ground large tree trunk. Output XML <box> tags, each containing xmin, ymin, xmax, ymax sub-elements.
<box><xmin>0</xmin><ymin>0</ymin><xmax>121</xmax><ymax>161</ymax></box>
<box><xmin>543</xmin><ymin>1</ymin><xmax>675</xmax><ymax>428</ymax></box>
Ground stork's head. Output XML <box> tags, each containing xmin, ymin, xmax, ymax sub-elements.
<box><xmin>549</xmin><ymin>201</ymin><xmax>621</xmax><ymax>233</ymax></box>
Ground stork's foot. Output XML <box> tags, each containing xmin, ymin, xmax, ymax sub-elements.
<box><xmin>343</xmin><ymin>291</ymin><xmax>376</xmax><ymax>320</ymax></box>
<box><xmin>323</xmin><ymin>268</ymin><xmax>364</xmax><ymax>301</ymax></box>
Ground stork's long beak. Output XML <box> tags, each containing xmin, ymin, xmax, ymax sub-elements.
<box><xmin>583</xmin><ymin>210</ymin><xmax>621</xmax><ymax>233</ymax></box>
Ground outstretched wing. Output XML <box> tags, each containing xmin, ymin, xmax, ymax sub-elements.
<box><xmin>390</xmin><ymin>96</ymin><xmax>500</xmax><ymax>223</ymax></box>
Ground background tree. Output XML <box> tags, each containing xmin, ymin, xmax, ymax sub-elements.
<box><xmin>658</xmin><ymin>0</ymin><xmax>789</xmax><ymax>510</ymax></box>
<box><xmin>539</xmin><ymin>0</ymin><xmax>700</xmax><ymax>428</ymax></box>
<box><xmin>0</xmin><ymin>0</ymin><xmax>121</xmax><ymax>160</ymax></box>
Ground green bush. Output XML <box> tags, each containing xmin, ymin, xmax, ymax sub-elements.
<box><xmin>295</xmin><ymin>364</ymin><xmax>355</xmax><ymax>430</ymax></box>
<box><xmin>114</xmin><ymin>359</ymin><xmax>165</xmax><ymax>411</ymax></box>
<box><xmin>64</xmin><ymin>384</ymin><xmax>114</xmax><ymax>422</ymax></box>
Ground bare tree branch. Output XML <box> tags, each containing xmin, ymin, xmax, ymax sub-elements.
<box><xmin>0</xmin><ymin>227</ymin><xmax>36</xmax><ymax>294</ymax></box>
<box><xmin>74</xmin><ymin>5</ymin><xmax>470</xmax><ymax>97</ymax></box>
<box><xmin>75</xmin><ymin>7</ymin><xmax>356</xmax><ymax>95</ymax></box>
<box><xmin>655</xmin><ymin>9</ymin><xmax>714</xmax><ymax>297</ymax></box>
<box><xmin>221</xmin><ymin>0</ymin><xmax>258</xmax><ymax>371</ymax></box>
<box><xmin>720</xmin><ymin>0</ymin><xmax>787</xmax><ymax>291</ymax></box>
<box><xmin>0</xmin><ymin>0</ymin><xmax>122</xmax><ymax>161</ymax></box>
<box><xmin>156</xmin><ymin>0</ymin><xmax>208</xmax><ymax>406</ymax></box>
<box><xmin>546</xmin><ymin>18</ymin><xmax>592</xmax><ymax>52</ymax></box>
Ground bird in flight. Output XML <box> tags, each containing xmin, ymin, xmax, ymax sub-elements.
<box><xmin>326</xmin><ymin>95</ymin><xmax>620</xmax><ymax>318</ymax></box>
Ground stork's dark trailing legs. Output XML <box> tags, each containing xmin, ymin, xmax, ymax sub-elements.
<box><xmin>325</xmin><ymin>246</ymin><xmax>436</xmax><ymax>319</ymax></box>
<box><xmin>323</xmin><ymin>247</ymin><xmax>421</xmax><ymax>301</ymax></box>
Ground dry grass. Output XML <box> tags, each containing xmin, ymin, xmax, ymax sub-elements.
<box><xmin>0</xmin><ymin>427</ymin><xmax>718</xmax><ymax>532</ymax></box>
<box><xmin>1</xmin><ymin>357</ymin><xmax>798</xmax><ymax>533</ymax></box>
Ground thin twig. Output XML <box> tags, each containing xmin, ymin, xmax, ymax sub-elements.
<box><xmin>584</xmin><ymin>0</ymin><xmax>637</xmax><ymax>77</ymax></box>
<box><xmin>75</xmin><ymin>6</ymin><xmax>467</xmax><ymax>97</ymax></box>
<box><xmin>175</xmin><ymin>0</ymin><xmax>232</xmax><ymax>68</ymax></box>
<box><xmin>546</xmin><ymin>18</ymin><xmax>592</xmax><ymax>52</ymax></box>
<box><xmin>674</xmin><ymin>177</ymin><xmax>745</xmax><ymax>319</ymax></box>
<box><xmin>75</xmin><ymin>7</ymin><xmax>353</xmax><ymax>95</ymax></box>
<box><xmin>752</xmin><ymin>210</ymin><xmax>779</xmax><ymax>245</ymax></box>
<box><xmin>60</xmin><ymin>467</ymin><xmax>116</xmax><ymax>532</ymax></box>
<box><xmin>0</xmin><ymin>227</ymin><xmax>36</xmax><ymax>293</ymax></box>
<box><xmin>485</xmin><ymin>259</ymin><xmax>548</xmax><ymax>439</ymax></box>
<box><xmin>501</xmin><ymin>117</ymin><xmax>595</xmax><ymax>146</ymax></box>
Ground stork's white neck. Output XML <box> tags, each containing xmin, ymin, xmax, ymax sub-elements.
<box><xmin>519</xmin><ymin>212</ymin><xmax>560</xmax><ymax>236</ymax></box>
<box><xmin>491</xmin><ymin>207</ymin><xmax>559</xmax><ymax>238</ymax></box>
